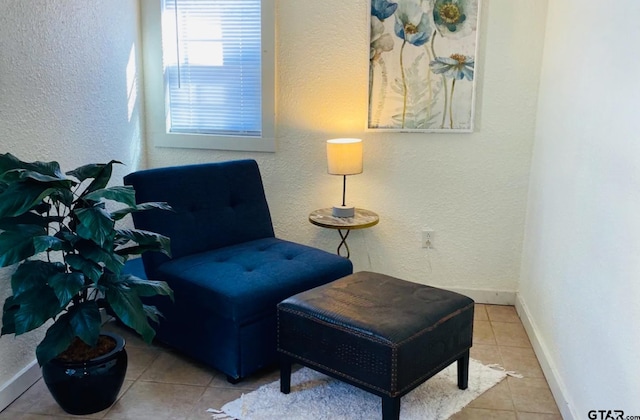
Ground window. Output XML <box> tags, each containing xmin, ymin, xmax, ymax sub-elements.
<box><xmin>141</xmin><ymin>0</ymin><xmax>275</xmax><ymax>152</ymax></box>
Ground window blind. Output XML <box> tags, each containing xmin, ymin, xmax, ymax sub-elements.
<box><xmin>162</xmin><ymin>0</ymin><xmax>262</xmax><ymax>136</ymax></box>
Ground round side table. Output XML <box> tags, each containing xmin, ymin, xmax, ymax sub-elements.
<box><xmin>309</xmin><ymin>208</ymin><xmax>379</xmax><ymax>259</ymax></box>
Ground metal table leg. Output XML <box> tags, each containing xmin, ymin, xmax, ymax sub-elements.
<box><xmin>337</xmin><ymin>229</ymin><xmax>351</xmax><ymax>259</ymax></box>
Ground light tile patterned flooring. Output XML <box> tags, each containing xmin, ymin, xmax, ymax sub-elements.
<box><xmin>0</xmin><ymin>304</ymin><xmax>561</xmax><ymax>419</ymax></box>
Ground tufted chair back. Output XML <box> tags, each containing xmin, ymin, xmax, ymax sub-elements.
<box><xmin>124</xmin><ymin>160</ymin><xmax>275</xmax><ymax>275</ymax></box>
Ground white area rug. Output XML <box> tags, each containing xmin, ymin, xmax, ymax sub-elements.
<box><xmin>209</xmin><ymin>359</ymin><xmax>508</xmax><ymax>420</ymax></box>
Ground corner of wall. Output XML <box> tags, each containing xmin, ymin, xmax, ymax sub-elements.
<box><xmin>444</xmin><ymin>287</ymin><xmax>516</xmax><ymax>305</ymax></box>
<box><xmin>515</xmin><ymin>293</ymin><xmax>576</xmax><ymax>420</ymax></box>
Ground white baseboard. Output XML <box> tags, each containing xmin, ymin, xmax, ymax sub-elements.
<box><xmin>515</xmin><ymin>294</ymin><xmax>576</xmax><ymax>420</ymax></box>
<box><xmin>0</xmin><ymin>359</ymin><xmax>41</xmax><ymax>412</ymax></box>
<box><xmin>444</xmin><ymin>287</ymin><xmax>516</xmax><ymax>305</ymax></box>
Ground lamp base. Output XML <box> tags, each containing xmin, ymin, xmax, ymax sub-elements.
<box><xmin>332</xmin><ymin>205</ymin><xmax>355</xmax><ymax>218</ymax></box>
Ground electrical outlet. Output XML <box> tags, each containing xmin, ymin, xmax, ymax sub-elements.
<box><xmin>422</xmin><ymin>229</ymin><xmax>434</xmax><ymax>249</ymax></box>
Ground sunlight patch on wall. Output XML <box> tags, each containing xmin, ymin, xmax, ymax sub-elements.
<box><xmin>127</xmin><ymin>44</ymin><xmax>138</xmax><ymax>122</ymax></box>
<box><xmin>127</xmin><ymin>42</ymin><xmax>143</xmax><ymax>171</ymax></box>
<box><xmin>128</xmin><ymin>117</ymin><xmax>143</xmax><ymax>172</ymax></box>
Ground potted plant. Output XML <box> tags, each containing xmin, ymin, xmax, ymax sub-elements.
<box><xmin>0</xmin><ymin>153</ymin><xmax>173</xmax><ymax>415</ymax></box>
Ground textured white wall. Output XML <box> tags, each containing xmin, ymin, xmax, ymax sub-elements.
<box><xmin>520</xmin><ymin>0</ymin><xmax>640</xmax><ymax>417</ymax></box>
<box><xmin>0</xmin><ymin>0</ymin><xmax>145</xmax><ymax>395</ymax></box>
<box><xmin>148</xmin><ymin>0</ymin><xmax>548</xmax><ymax>293</ymax></box>
<box><xmin>0</xmin><ymin>0</ymin><xmax>553</xmax><ymax>407</ymax></box>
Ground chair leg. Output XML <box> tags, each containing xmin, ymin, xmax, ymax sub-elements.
<box><xmin>226</xmin><ymin>375</ymin><xmax>242</xmax><ymax>384</ymax></box>
<box><xmin>382</xmin><ymin>396</ymin><xmax>400</xmax><ymax>420</ymax></box>
<box><xmin>457</xmin><ymin>349</ymin><xmax>470</xmax><ymax>390</ymax></box>
<box><xmin>280</xmin><ymin>355</ymin><xmax>292</xmax><ymax>394</ymax></box>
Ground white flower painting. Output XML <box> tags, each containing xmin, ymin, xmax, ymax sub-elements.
<box><xmin>368</xmin><ymin>0</ymin><xmax>480</xmax><ymax>132</ymax></box>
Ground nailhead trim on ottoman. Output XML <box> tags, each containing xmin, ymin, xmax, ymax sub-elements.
<box><xmin>277</xmin><ymin>271</ymin><xmax>474</xmax><ymax>420</ymax></box>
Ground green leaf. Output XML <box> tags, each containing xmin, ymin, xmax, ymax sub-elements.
<box><xmin>120</xmin><ymin>274</ymin><xmax>174</xmax><ymax>300</ymax></box>
<box><xmin>25</xmin><ymin>158</ymin><xmax>65</xmax><ymax>178</ymax></box>
<box><xmin>143</xmin><ymin>304</ymin><xmax>164</xmax><ymax>324</ymax></box>
<box><xmin>0</xmin><ymin>181</ymin><xmax>58</xmax><ymax>218</ymax></box>
<box><xmin>31</xmin><ymin>202</ymin><xmax>52</xmax><ymax>215</ymax></box>
<box><xmin>12</xmin><ymin>288</ymin><xmax>61</xmax><ymax>335</ymax></box>
<box><xmin>67</xmin><ymin>301</ymin><xmax>101</xmax><ymax>347</ymax></box>
<box><xmin>35</xmin><ymin>314</ymin><xmax>75</xmax><ymax>366</ymax></box>
<box><xmin>65</xmin><ymin>254</ymin><xmax>103</xmax><ymax>283</ymax></box>
<box><xmin>1</xmin><ymin>296</ymin><xmax>18</xmax><ymax>335</ymax></box>
<box><xmin>0</xmin><ymin>225</ymin><xmax>46</xmax><ymax>267</ymax></box>
<box><xmin>67</xmin><ymin>160</ymin><xmax>121</xmax><ymax>194</ymax></box>
<box><xmin>35</xmin><ymin>303</ymin><xmax>105</xmax><ymax>365</ymax></box>
<box><xmin>1</xmin><ymin>169</ymin><xmax>73</xmax><ymax>186</ymax></box>
<box><xmin>105</xmin><ymin>283</ymin><xmax>156</xmax><ymax>343</ymax></box>
<box><xmin>115</xmin><ymin>229</ymin><xmax>171</xmax><ymax>257</ymax></box>
<box><xmin>74</xmin><ymin>206</ymin><xmax>115</xmax><ymax>248</ymax></box>
<box><xmin>111</xmin><ymin>202</ymin><xmax>173</xmax><ymax>221</ymax></box>
<box><xmin>11</xmin><ymin>260</ymin><xmax>64</xmax><ymax>335</ymax></box>
<box><xmin>33</xmin><ymin>235</ymin><xmax>69</xmax><ymax>254</ymax></box>
<box><xmin>49</xmin><ymin>188</ymin><xmax>75</xmax><ymax>207</ymax></box>
<box><xmin>74</xmin><ymin>239</ymin><xmax>125</xmax><ymax>275</ymax></box>
<box><xmin>0</xmin><ymin>153</ymin><xmax>65</xmax><ymax>179</ymax></box>
<box><xmin>49</xmin><ymin>272</ymin><xmax>85</xmax><ymax>307</ymax></box>
<box><xmin>0</xmin><ymin>153</ymin><xmax>28</xmax><ymax>174</ymax></box>
<box><xmin>9</xmin><ymin>261</ymin><xmax>64</xmax><ymax>334</ymax></box>
<box><xmin>56</xmin><ymin>229</ymin><xmax>80</xmax><ymax>247</ymax></box>
<box><xmin>84</xmin><ymin>186</ymin><xmax>136</xmax><ymax>207</ymax></box>
<box><xmin>10</xmin><ymin>261</ymin><xmax>65</xmax><ymax>300</ymax></box>
<box><xmin>0</xmin><ymin>213</ymin><xmax>59</xmax><ymax>230</ymax></box>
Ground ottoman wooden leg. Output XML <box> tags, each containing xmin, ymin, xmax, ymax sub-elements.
<box><xmin>382</xmin><ymin>396</ymin><xmax>400</xmax><ymax>420</ymax></box>
<box><xmin>457</xmin><ymin>350</ymin><xmax>470</xmax><ymax>390</ymax></box>
<box><xmin>280</xmin><ymin>354</ymin><xmax>292</xmax><ymax>394</ymax></box>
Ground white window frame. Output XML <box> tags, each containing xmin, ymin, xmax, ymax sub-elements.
<box><xmin>141</xmin><ymin>0</ymin><xmax>276</xmax><ymax>152</ymax></box>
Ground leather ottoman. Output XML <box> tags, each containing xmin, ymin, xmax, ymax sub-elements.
<box><xmin>277</xmin><ymin>271</ymin><xmax>474</xmax><ymax>420</ymax></box>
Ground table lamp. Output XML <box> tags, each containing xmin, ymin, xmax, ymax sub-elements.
<box><xmin>326</xmin><ymin>138</ymin><xmax>363</xmax><ymax>217</ymax></box>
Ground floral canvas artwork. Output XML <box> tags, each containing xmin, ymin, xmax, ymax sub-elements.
<box><xmin>368</xmin><ymin>0</ymin><xmax>480</xmax><ymax>132</ymax></box>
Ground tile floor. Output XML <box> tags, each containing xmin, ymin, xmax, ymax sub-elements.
<box><xmin>0</xmin><ymin>304</ymin><xmax>561</xmax><ymax>419</ymax></box>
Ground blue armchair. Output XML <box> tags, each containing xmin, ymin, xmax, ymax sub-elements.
<box><xmin>123</xmin><ymin>159</ymin><xmax>353</xmax><ymax>382</ymax></box>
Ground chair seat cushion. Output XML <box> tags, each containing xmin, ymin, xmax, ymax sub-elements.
<box><xmin>155</xmin><ymin>237</ymin><xmax>353</xmax><ymax>324</ymax></box>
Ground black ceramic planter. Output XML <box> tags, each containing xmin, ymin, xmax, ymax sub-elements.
<box><xmin>41</xmin><ymin>332</ymin><xmax>127</xmax><ymax>415</ymax></box>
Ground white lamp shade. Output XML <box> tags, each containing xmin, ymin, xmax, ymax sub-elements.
<box><xmin>326</xmin><ymin>138</ymin><xmax>363</xmax><ymax>175</ymax></box>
